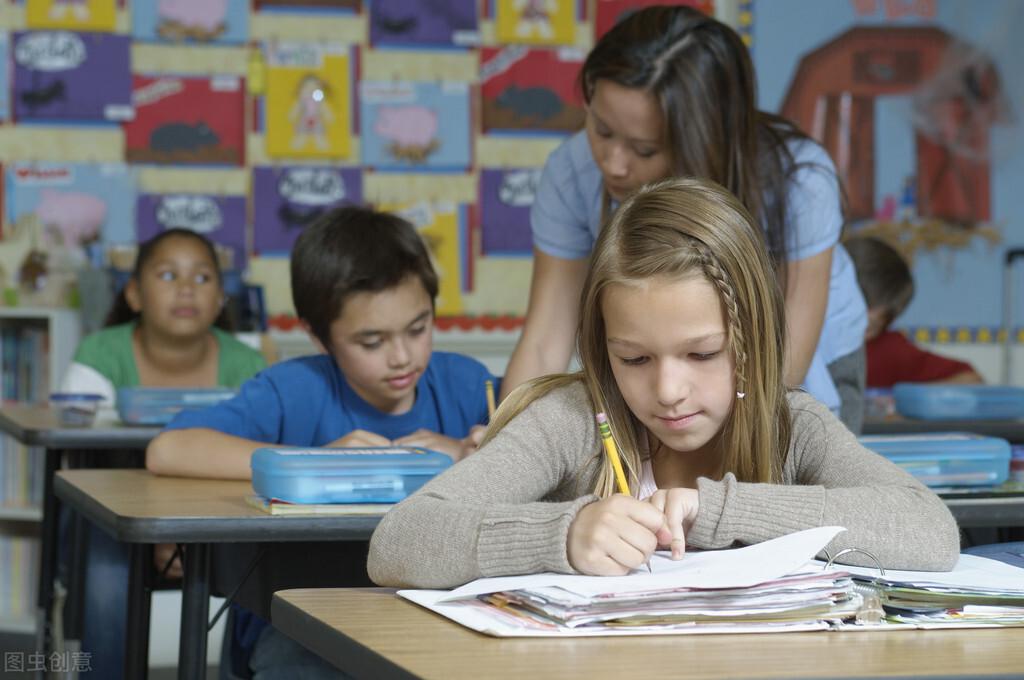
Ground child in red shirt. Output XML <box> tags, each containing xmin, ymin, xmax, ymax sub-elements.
<box><xmin>845</xmin><ymin>236</ymin><xmax>982</xmax><ymax>388</ymax></box>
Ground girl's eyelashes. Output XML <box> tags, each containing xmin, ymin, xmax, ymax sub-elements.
<box><xmin>617</xmin><ymin>355</ymin><xmax>648</xmax><ymax>366</ymax></box>
<box><xmin>409</xmin><ymin>325</ymin><xmax>427</xmax><ymax>337</ymax></box>
<box><xmin>634</xmin><ymin>147</ymin><xmax>658</xmax><ymax>158</ymax></box>
<box><xmin>691</xmin><ymin>351</ymin><xmax>721</xmax><ymax>361</ymax></box>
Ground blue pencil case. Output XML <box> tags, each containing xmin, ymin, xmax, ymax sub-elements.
<box><xmin>116</xmin><ymin>387</ymin><xmax>236</xmax><ymax>425</ymax></box>
<box><xmin>859</xmin><ymin>433</ymin><xmax>1011</xmax><ymax>488</ymax></box>
<box><xmin>250</xmin><ymin>446</ymin><xmax>453</xmax><ymax>504</ymax></box>
<box><xmin>893</xmin><ymin>383</ymin><xmax>1024</xmax><ymax>421</ymax></box>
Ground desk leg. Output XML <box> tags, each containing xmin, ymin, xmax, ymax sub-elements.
<box><xmin>35</xmin><ymin>447</ymin><xmax>60</xmax><ymax>665</ymax></box>
<box><xmin>125</xmin><ymin>543</ymin><xmax>152</xmax><ymax>680</ymax></box>
<box><xmin>179</xmin><ymin>543</ymin><xmax>210</xmax><ymax>680</ymax></box>
<box><xmin>63</xmin><ymin>510</ymin><xmax>89</xmax><ymax>679</ymax></box>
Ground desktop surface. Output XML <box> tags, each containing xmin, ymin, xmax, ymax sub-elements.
<box><xmin>272</xmin><ymin>588</ymin><xmax>1024</xmax><ymax>680</ymax></box>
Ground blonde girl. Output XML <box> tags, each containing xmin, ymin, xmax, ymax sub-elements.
<box><xmin>368</xmin><ymin>178</ymin><xmax>957</xmax><ymax>589</ymax></box>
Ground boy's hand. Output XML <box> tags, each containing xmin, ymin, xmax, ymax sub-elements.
<box><xmin>567</xmin><ymin>495</ymin><xmax>670</xmax><ymax>576</ymax></box>
<box><xmin>458</xmin><ymin>425</ymin><xmax>488</xmax><ymax>459</ymax></box>
<box><xmin>154</xmin><ymin>542</ymin><xmax>183</xmax><ymax>580</ymax></box>
<box><xmin>392</xmin><ymin>429</ymin><xmax>467</xmax><ymax>461</ymax></box>
<box><xmin>328</xmin><ymin>429</ymin><xmax>392</xmax><ymax>448</ymax></box>
<box><xmin>646</xmin><ymin>488</ymin><xmax>700</xmax><ymax>559</ymax></box>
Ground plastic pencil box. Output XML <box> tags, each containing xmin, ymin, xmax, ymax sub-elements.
<box><xmin>116</xmin><ymin>387</ymin><xmax>236</xmax><ymax>425</ymax></box>
<box><xmin>858</xmin><ymin>433</ymin><xmax>1011</xmax><ymax>488</ymax></box>
<box><xmin>893</xmin><ymin>383</ymin><xmax>1024</xmax><ymax>420</ymax></box>
<box><xmin>250</xmin><ymin>446</ymin><xmax>453</xmax><ymax>504</ymax></box>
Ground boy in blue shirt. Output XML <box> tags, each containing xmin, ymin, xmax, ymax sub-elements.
<box><xmin>146</xmin><ymin>205</ymin><xmax>494</xmax><ymax>678</ymax></box>
<box><xmin>147</xmin><ymin>205</ymin><xmax>493</xmax><ymax>476</ymax></box>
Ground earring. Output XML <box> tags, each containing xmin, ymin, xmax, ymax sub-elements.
<box><xmin>736</xmin><ymin>391</ymin><xmax>746</xmax><ymax>399</ymax></box>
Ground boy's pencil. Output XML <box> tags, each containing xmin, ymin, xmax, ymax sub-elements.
<box><xmin>485</xmin><ymin>379</ymin><xmax>496</xmax><ymax>420</ymax></box>
<box><xmin>595</xmin><ymin>412</ymin><xmax>652</xmax><ymax>573</ymax></box>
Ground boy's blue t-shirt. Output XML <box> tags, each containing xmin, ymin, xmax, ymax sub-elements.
<box><xmin>164</xmin><ymin>350</ymin><xmax>494</xmax><ymax>445</ymax></box>
<box><xmin>165</xmin><ymin>349</ymin><xmax>494</xmax><ymax>669</ymax></box>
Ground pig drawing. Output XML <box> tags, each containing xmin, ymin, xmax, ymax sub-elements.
<box><xmin>157</xmin><ymin>0</ymin><xmax>228</xmax><ymax>42</ymax></box>
<box><xmin>35</xmin><ymin>189</ymin><xmax>106</xmax><ymax>248</ymax></box>
<box><xmin>374</xmin><ymin>106</ymin><xmax>440</xmax><ymax>164</ymax></box>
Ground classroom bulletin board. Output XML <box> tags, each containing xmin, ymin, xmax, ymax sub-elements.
<box><xmin>0</xmin><ymin>0</ymin><xmax>717</xmax><ymax>320</ymax></box>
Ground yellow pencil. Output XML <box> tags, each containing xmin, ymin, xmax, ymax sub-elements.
<box><xmin>485</xmin><ymin>379</ymin><xmax>496</xmax><ymax>420</ymax></box>
<box><xmin>595</xmin><ymin>412</ymin><xmax>630</xmax><ymax>495</ymax></box>
<box><xmin>596</xmin><ymin>412</ymin><xmax>651</xmax><ymax>572</ymax></box>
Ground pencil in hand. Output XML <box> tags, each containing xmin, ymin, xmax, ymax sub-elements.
<box><xmin>595</xmin><ymin>412</ymin><xmax>652</xmax><ymax>573</ymax></box>
<box><xmin>485</xmin><ymin>379</ymin><xmax>496</xmax><ymax>420</ymax></box>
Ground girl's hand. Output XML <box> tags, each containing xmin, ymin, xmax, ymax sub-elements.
<box><xmin>392</xmin><ymin>429</ymin><xmax>467</xmax><ymax>461</ymax></box>
<box><xmin>646</xmin><ymin>488</ymin><xmax>700</xmax><ymax>559</ymax></box>
<box><xmin>567</xmin><ymin>495</ymin><xmax>671</xmax><ymax>576</ymax></box>
<box><xmin>327</xmin><ymin>429</ymin><xmax>392</xmax><ymax>448</ymax></box>
<box><xmin>154</xmin><ymin>542</ymin><xmax>183</xmax><ymax>580</ymax></box>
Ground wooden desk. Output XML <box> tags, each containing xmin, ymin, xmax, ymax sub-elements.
<box><xmin>272</xmin><ymin>588</ymin><xmax>1024</xmax><ymax>680</ymax></box>
<box><xmin>54</xmin><ymin>469</ymin><xmax>383</xmax><ymax>680</ymax></box>
<box><xmin>0</xmin><ymin>404</ymin><xmax>159</xmax><ymax>672</ymax></box>
<box><xmin>863</xmin><ymin>414</ymin><xmax>1024</xmax><ymax>441</ymax></box>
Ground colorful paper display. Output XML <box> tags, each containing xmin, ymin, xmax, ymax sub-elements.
<box><xmin>12</xmin><ymin>31</ymin><xmax>132</xmax><ymax>123</ymax></box>
<box><xmin>252</xmin><ymin>166</ymin><xmax>362</xmax><ymax>256</ymax></box>
<box><xmin>136</xmin><ymin>193</ymin><xmax>248</xmax><ymax>270</ymax></box>
<box><xmin>360</xmin><ymin>81</ymin><xmax>472</xmax><ymax>170</ymax></box>
<box><xmin>5</xmin><ymin>162</ymin><xmax>136</xmax><ymax>262</ymax></box>
<box><xmin>479</xmin><ymin>168</ymin><xmax>539</xmax><ymax>255</ymax></box>
<box><xmin>594</xmin><ymin>0</ymin><xmax>714</xmax><ymax>40</ymax></box>
<box><xmin>480</xmin><ymin>46</ymin><xmax>585</xmax><ymax>133</ymax></box>
<box><xmin>25</xmin><ymin>0</ymin><xmax>117</xmax><ymax>31</ymax></box>
<box><xmin>132</xmin><ymin>0</ymin><xmax>250</xmax><ymax>45</ymax></box>
<box><xmin>124</xmin><ymin>75</ymin><xmax>246</xmax><ymax>165</ymax></box>
<box><xmin>264</xmin><ymin>42</ymin><xmax>353</xmax><ymax>160</ymax></box>
<box><xmin>380</xmin><ymin>201</ymin><xmax>468</xmax><ymax>316</ymax></box>
<box><xmin>369</xmin><ymin>0</ymin><xmax>479</xmax><ymax>47</ymax></box>
<box><xmin>494</xmin><ymin>0</ymin><xmax>578</xmax><ymax>46</ymax></box>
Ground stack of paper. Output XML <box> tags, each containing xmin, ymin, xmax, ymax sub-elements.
<box><xmin>838</xmin><ymin>556</ymin><xmax>1024</xmax><ymax>628</ymax></box>
<box><xmin>400</xmin><ymin>526</ymin><xmax>863</xmax><ymax>637</ymax></box>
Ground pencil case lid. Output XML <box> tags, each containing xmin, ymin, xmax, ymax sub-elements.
<box><xmin>893</xmin><ymin>383</ymin><xmax>1024</xmax><ymax>420</ymax></box>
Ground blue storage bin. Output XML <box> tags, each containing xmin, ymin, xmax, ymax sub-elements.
<box><xmin>859</xmin><ymin>433</ymin><xmax>1011</xmax><ymax>487</ymax></box>
<box><xmin>116</xmin><ymin>387</ymin><xmax>236</xmax><ymax>425</ymax></box>
<box><xmin>893</xmin><ymin>383</ymin><xmax>1024</xmax><ymax>421</ymax></box>
<box><xmin>251</xmin><ymin>446</ymin><xmax>453</xmax><ymax>504</ymax></box>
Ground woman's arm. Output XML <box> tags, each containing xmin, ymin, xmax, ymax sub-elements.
<box><xmin>782</xmin><ymin>247</ymin><xmax>831</xmax><ymax>386</ymax></box>
<box><xmin>500</xmin><ymin>249</ymin><xmax>589</xmax><ymax>400</ymax></box>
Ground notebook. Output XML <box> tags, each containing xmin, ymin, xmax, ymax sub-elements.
<box><xmin>245</xmin><ymin>494</ymin><xmax>393</xmax><ymax>516</ymax></box>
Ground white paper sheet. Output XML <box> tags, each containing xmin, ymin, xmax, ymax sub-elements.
<box><xmin>822</xmin><ymin>553</ymin><xmax>1024</xmax><ymax>592</ymax></box>
<box><xmin>435</xmin><ymin>525</ymin><xmax>846</xmax><ymax>602</ymax></box>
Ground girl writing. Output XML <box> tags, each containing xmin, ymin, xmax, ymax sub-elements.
<box><xmin>59</xmin><ymin>228</ymin><xmax>265</xmax><ymax>679</ymax></box>
<box><xmin>501</xmin><ymin>5</ymin><xmax>868</xmax><ymax>432</ymax></box>
<box><xmin>368</xmin><ymin>178</ymin><xmax>957</xmax><ymax>589</ymax></box>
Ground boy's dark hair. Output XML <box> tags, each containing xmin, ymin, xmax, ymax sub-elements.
<box><xmin>290</xmin><ymin>206</ymin><xmax>439</xmax><ymax>349</ymax></box>
<box><xmin>105</xmin><ymin>228</ymin><xmax>232</xmax><ymax>329</ymax></box>
<box><xmin>845</xmin><ymin>235</ymin><xmax>914</xmax><ymax>322</ymax></box>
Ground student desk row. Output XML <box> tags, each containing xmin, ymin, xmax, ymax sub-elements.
<box><xmin>0</xmin><ymin>404</ymin><xmax>160</xmax><ymax>668</ymax></box>
<box><xmin>54</xmin><ymin>469</ymin><xmax>380</xmax><ymax>680</ymax></box>
<box><xmin>53</xmin><ymin>468</ymin><xmax>1024</xmax><ymax>680</ymax></box>
<box><xmin>862</xmin><ymin>414</ymin><xmax>1024</xmax><ymax>441</ymax></box>
<box><xmin>270</xmin><ymin>588</ymin><xmax>1024</xmax><ymax>680</ymax></box>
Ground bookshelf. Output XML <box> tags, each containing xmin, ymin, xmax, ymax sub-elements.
<box><xmin>0</xmin><ymin>307</ymin><xmax>80</xmax><ymax>635</ymax></box>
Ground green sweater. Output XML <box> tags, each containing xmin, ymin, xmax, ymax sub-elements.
<box><xmin>66</xmin><ymin>322</ymin><xmax>266</xmax><ymax>395</ymax></box>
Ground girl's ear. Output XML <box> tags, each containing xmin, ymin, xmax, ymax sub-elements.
<box><xmin>124</xmin><ymin>278</ymin><xmax>143</xmax><ymax>313</ymax></box>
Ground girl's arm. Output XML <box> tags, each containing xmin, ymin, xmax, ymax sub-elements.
<box><xmin>782</xmin><ymin>248</ymin><xmax>831</xmax><ymax>386</ymax></box>
<box><xmin>500</xmin><ymin>250</ymin><xmax>589</xmax><ymax>400</ymax></box>
<box><xmin>146</xmin><ymin>428</ymin><xmax>261</xmax><ymax>480</ymax></box>
<box><xmin>368</xmin><ymin>383</ymin><xmax>601</xmax><ymax>589</ymax></box>
<box><xmin>687</xmin><ymin>393</ymin><xmax>960</xmax><ymax>571</ymax></box>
